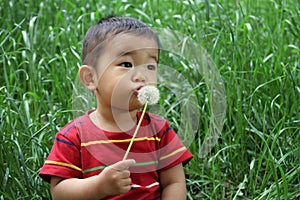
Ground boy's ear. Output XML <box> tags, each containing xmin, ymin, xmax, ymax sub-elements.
<box><xmin>78</xmin><ymin>65</ymin><xmax>98</xmax><ymax>91</ymax></box>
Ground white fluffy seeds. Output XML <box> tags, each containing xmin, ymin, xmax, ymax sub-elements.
<box><xmin>137</xmin><ymin>86</ymin><xmax>160</xmax><ymax>105</ymax></box>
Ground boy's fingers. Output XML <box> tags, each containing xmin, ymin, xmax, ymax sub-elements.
<box><xmin>109</xmin><ymin>159</ymin><xmax>136</xmax><ymax>171</ymax></box>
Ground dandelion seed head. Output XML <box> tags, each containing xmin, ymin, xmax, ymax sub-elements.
<box><xmin>137</xmin><ymin>85</ymin><xmax>160</xmax><ymax>105</ymax></box>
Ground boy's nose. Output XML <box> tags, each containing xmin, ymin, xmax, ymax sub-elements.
<box><xmin>132</xmin><ymin>67</ymin><xmax>146</xmax><ymax>83</ymax></box>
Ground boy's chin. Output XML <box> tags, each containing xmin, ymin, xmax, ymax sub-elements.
<box><xmin>128</xmin><ymin>98</ymin><xmax>144</xmax><ymax>111</ymax></box>
<box><xmin>128</xmin><ymin>103</ymin><xmax>144</xmax><ymax>111</ymax></box>
<box><xmin>111</xmin><ymin>103</ymin><xmax>143</xmax><ymax>112</ymax></box>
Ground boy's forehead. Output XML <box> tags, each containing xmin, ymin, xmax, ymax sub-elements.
<box><xmin>108</xmin><ymin>33</ymin><xmax>159</xmax><ymax>55</ymax></box>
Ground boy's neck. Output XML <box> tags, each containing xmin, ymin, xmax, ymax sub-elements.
<box><xmin>90</xmin><ymin>108</ymin><xmax>138</xmax><ymax>132</ymax></box>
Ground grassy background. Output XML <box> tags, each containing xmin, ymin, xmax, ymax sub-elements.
<box><xmin>1</xmin><ymin>0</ymin><xmax>299</xmax><ymax>199</ymax></box>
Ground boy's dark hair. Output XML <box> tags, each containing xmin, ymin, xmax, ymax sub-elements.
<box><xmin>82</xmin><ymin>16</ymin><xmax>160</xmax><ymax>65</ymax></box>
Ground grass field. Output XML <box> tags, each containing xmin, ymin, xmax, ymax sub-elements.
<box><xmin>1</xmin><ymin>0</ymin><xmax>299</xmax><ymax>199</ymax></box>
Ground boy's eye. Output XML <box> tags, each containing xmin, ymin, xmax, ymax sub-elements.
<box><xmin>147</xmin><ymin>65</ymin><xmax>156</xmax><ymax>70</ymax></box>
<box><xmin>120</xmin><ymin>62</ymin><xmax>133</xmax><ymax>68</ymax></box>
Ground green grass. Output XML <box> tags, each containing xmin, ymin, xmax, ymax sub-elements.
<box><xmin>1</xmin><ymin>0</ymin><xmax>299</xmax><ymax>199</ymax></box>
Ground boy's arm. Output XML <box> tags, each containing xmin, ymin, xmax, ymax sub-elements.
<box><xmin>50</xmin><ymin>159</ymin><xmax>135</xmax><ymax>200</ymax></box>
<box><xmin>160</xmin><ymin>163</ymin><xmax>187</xmax><ymax>200</ymax></box>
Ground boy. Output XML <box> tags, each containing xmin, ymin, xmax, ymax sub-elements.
<box><xmin>39</xmin><ymin>16</ymin><xmax>193</xmax><ymax>200</ymax></box>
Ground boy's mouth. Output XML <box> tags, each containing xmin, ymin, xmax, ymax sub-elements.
<box><xmin>133</xmin><ymin>85</ymin><xmax>144</xmax><ymax>95</ymax></box>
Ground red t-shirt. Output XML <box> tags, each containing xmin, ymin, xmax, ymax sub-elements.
<box><xmin>39</xmin><ymin>110</ymin><xmax>193</xmax><ymax>199</ymax></box>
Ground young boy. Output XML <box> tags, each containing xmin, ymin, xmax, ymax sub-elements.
<box><xmin>39</xmin><ymin>16</ymin><xmax>193</xmax><ymax>200</ymax></box>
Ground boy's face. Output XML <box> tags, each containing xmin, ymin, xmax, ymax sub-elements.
<box><xmin>94</xmin><ymin>33</ymin><xmax>159</xmax><ymax>111</ymax></box>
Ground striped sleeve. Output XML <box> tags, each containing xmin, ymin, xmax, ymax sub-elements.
<box><xmin>39</xmin><ymin>121</ymin><xmax>82</xmax><ymax>183</ymax></box>
<box><xmin>156</xmin><ymin>119</ymin><xmax>193</xmax><ymax>171</ymax></box>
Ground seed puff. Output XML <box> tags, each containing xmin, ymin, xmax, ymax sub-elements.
<box><xmin>137</xmin><ymin>86</ymin><xmax>160</xmax><ymax>105</ymax></box>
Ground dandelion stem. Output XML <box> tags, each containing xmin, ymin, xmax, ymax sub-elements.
<box><xmin>123</xmin><ymin>102</ymin><xmax>148</xmax><ymax>160</ymax></box>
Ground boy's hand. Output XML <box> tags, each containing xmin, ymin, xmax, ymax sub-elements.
<box><xmin>98</xmin><ymin>159</ymin><xmax>135</xmax><ymax>196</ymax></box>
